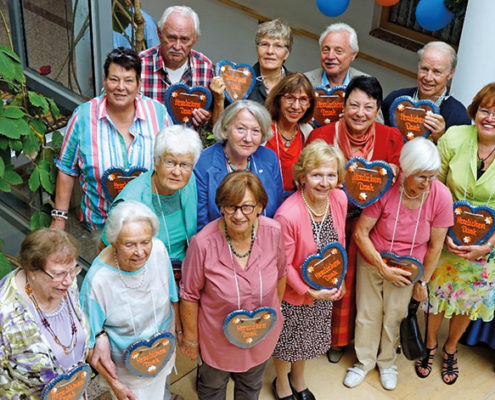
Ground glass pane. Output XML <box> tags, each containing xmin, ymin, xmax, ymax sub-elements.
<box><xmin>21</xmin><ymin>0</ymin><xmax>95</xmax><ymax>99</ymax></box>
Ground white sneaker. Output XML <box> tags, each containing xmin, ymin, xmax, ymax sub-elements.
<box><xmin>343</xmin><ymin>366</ymin><xmax>368</xmax><ymax>388</ymax></box>
<box><xmin>379</xmin><ymin>365</ymin><xmax>398</xmax><ymax>390</ymax></box>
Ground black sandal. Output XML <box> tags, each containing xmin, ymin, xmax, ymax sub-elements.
<box><xmin>441</xmin><ymin>346</ymin><xmax>459</xmax><ymax>385</ymax></box>
<box><xmin>415</xmin><ymin>344</ymin><xmax>437</xmax><ymax>378</ymax></box>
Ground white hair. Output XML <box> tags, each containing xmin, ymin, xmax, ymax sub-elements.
<box><xmin>105</xmin><ymin>201</ymin><xmax>159</xmax><ymax>244</ymax></box>
<box><xmin>157</xmin><ymin>6</ymin><xmax>200</xmax><ymax>37</ymax></box>
<box><xmin>153</xmin><ymin>125</ymin><xmax>203</xmax><ymax>165</ymax></box>
<box><xmin>417</xmin><ymin>41</ymin><xmax>457</xmax><ymax>72</ymax></box>
<box><xmin>319</xmin><ymin>22</ymin><xmax>359</xmax><ymax>53</ymax></box>
<box><xmin>399</xmin><ymin>137</ymin><xmax>440</xmax><ymax>177</ymax></box>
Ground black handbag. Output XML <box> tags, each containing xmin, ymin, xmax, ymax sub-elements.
<box><xmin>400</xmin><ymin>297</ymin><xmax>429</xmax><ymax>360</ymax></box>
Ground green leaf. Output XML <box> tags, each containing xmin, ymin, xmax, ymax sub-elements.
<box><xmin>0</xmin><ymin>52</ymin><xmax>15</xmax><ymax>81</ymax></box>
<box><xmin>4</xmin><ymin>166</ymin><xmax>22</xmax><ymax>185</ymax></box>
<box><xmin>11</xmin><ymin>118</ymin><xmax>30</xmax><ymax>136</ymax></box>
<box><xmin>0</xmin><ymin>117</ymin><xmax>21</xmax><ymax>139</ymax></box>
<box><xmin>39</xmin><ymin>167</ymin><xmax>54</xmax><ymax>194</ymax></box>
<box><xmin>8</xmin><ymin>139</ymin><xmax>22</xmax><ymax>152</ymax></box>
<box><xmin>28</xmin><ymin>167</ymin><xmax>40</xmax><ymax>191</ymax></box>
<box><xmin>0</xmin><ymin>46</ymin><xmax>21</xmax><ymax>63</ymax></box>
<box><xmin>0</xmin><ymin>157</ymin><xmax>4</xmax><ymax>177</ymax></box>
<box><xmin>28</xmin><ymin>92</ymin><xmax>49</xmax><ymax>114</ymax></box>
<box><xmin>3</xmin><ymin>106</ymin><xmax>24</xmax><ymax>119</ymax></box>
<box><xmin>47</xmin><ymin>98</ymin><xmax>60</xmax><ymax>119</ymax></box>
<box><xmin>22</xmin><ymin>132</ymin><xmax>41</xmax><ymax>158</ymax></box>
<box><xmin>30</xmin><ymin>210</ymin><xmax>52</xmax><ymax>230</ymax></box>
<box><xmin>51</xmin><ymin>130</ymin><xmax>63</xmax><ymax>147</ymax></box>
<box><xmin>0</xmin><ymin>177</ymin><xmax>12</xmax><ymax>192</ymax></box>
<box><xmin>13</xmin><ymin>62</ymin><xmax>25</xmax><ymax>84</ymax></box>
<box><xmin>0</xmin><ymin>138</ymin><xmax>7</xmax><ymax>150</ymax></box>
<box><xmin>0</xmin><ymin>252</ymin><xmax>12</xmax><ymax>279</ymax></box>
<box><xmin>30</xmin><ymin>118</ymin><xmax>47</xmax><ymax>135</ymax></box>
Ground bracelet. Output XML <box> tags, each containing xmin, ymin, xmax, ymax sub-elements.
<box><xmin>417</xmin><ymin>280</ymin><xmax>428</xmax><ymax>287</ymax></box>
<box><xmin>486</xmin><ymin>242</ymin><xmax>494</xmax><ymax>252</ymax></box>
<box><xmin>176</xmin><ymin>330</ymin><xmax>183</xmax><ymax>335</ymax></box>
<box><xmin>51</xmin><ymin>209</ymin><xmax>69</xmax><ymax>220</ymax></box>
<box><xmin>95</xmin><ymin>330</ymin><xmax>107</xmax><ymax>338</ymax></box>
<box><xmin>183</xmin><ymin>340</ymin><xmax>199</xmax><ymax>347</ymax></box>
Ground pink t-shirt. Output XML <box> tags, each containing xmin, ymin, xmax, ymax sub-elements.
<box><xmin>180</xmin><ymin>216</ymin><xmax>287</xmax><ymax>372</ymax></box>
<box><xmin>364</xmin><ymin>179</ymin><xmax>453</xmax><ymax>262</ymax></box>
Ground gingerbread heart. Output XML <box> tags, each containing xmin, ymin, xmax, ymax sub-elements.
<box><xmin>301</xmin><ymin>242</ymin><xmax>347</xmax><ymax>290</ymax></box>
<box><xmin>380</xmin><ymin>251</ymin><xmax>423</xmax><ymax>285</ymax></box>
<box><xmin>123</xmin><ymin>331</ymin><xmax>175</xmax><ymax>377</ymax></box>
<box><xmin>389</xmin><ymin>96</ymin><xmax>439</xmax><ymax>141</ymax></box>
<box><xmin>448</xmin><ymin>201</ymin><xmax>495</xmax><ymax>246</ymax></box>
<box><xmin>101</xmin><ymin>167</ymin><xmax>147</xmax><ymax>202</ymax></box>
<box><xmin>313</xmin><ymin>86</ymin><xmax>346</xmax><ymax>127</ymax></box>
<box><xmin>216</xmin><ymin>60</ymin><xmax>256</xmax><ymax>103</ymax></box>
<box><xmin>343</xmin><ymin>157</ymin><xmax>393</xmax><ymax>208</ymax></box>
<box><xmin>223</xmin><ymin>307</ymin><xmax>277</xmax><ymax>349</ymax></box>
<box><xmin>165</xmin><ymin>84</ymin><xmax>212</xmax><ymax>126</ymax></box>
<box><xmin>42</xmin><ymin>363</ymin><xmax>92</xmax><ymax>400</ymax></box>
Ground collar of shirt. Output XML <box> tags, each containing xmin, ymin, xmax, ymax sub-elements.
<box><xmin>322</xmin><ymin>68</ymin><xmax>351</xmax><ymax>89</ymax></box>
<box><xmin>97</xmin><ymin>94</ymin><xmax>147</xmax><ymax>122</ymax></box>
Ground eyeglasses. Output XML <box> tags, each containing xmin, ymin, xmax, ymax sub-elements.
<box><xmin>223</xmin><ymin>204</ymin><xmax>257</xmax><ymax>215</ymax></box>
<box><xmin>233</xmin><ymin>126</ymin><xmax>262</xmax><ymax>138</ymax></box>
<box><xmin>478</xmin><ymin>108</ymin><xmax>495</xmax><ymax>119</ymax></box>
<box><xmin>107</xmin><ymin>48</ymin><xmax>138</xmax><ymax>61</ymax></box>
<box><xmin>282</xmin><ymin>94</ymin><xmax>310</xmax><ymax>107</ymax></box>
<box><xmin>41</xmin><ymin>264</ymin><xmax>82</xmax><ymax>282</ymax></box>
<box><xmin>257</xmin><ymin>41</ymin><xmax>287</xmax><ymax>52</ymax></box>
<box><xmin>159</xmin><ymin>157</ymin><xmax>193</xmax><ymax>172</ymax></box>
<box><xmin>412</xmin><ymin>175</ymin><xmax>437</xmax><ymax>183</ymax></box>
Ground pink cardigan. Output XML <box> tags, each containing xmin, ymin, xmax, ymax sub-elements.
<box><xmin>274</xmin><ymin>189</ymin><xmax>347</xmax><ymax>305</ymax></box>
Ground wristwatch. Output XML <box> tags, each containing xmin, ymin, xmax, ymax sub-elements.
<box><xmin>417</xmin><ymin>280</ymin><xmax>428</xmax><ymax>287</ymax></box>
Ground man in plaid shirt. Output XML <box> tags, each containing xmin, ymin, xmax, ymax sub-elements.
<box><xmin>140</xmin><ymin>6</ymin><xmax>217</xmax><ymax>127</ymax></box>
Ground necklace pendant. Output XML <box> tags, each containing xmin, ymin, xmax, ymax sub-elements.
<box><xmin>284</xmin><ymin>140</ymin><xmax>291</xmax><ymax>147</ymax></box>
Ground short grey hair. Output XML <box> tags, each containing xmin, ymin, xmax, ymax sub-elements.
<box><xmin>399</xmin><ymin>137</ymin><xmax>440</xmax><ymax>178</ymax></box>
<box><xmin>157</xmin><ymin>6</ymin><xmax>200</xmax><ymax>37</ymax></box>
<box><xmin>319</xmin><ymin>22</ymin><xmax>359</xmax><ymax>53</ymax></box>
<box><xmin>105</xmin><ymin>201</ymin><xmax>159</xmax><ymax>244</ymax></box>
<box><xmin>417</xmin><ymin>41</ymin><xmax>457</xmax><ymax>72</ymax></box>
<box><xmin>153</xmin><ymin>125</ymin><xmax>203</xmax><ymax>165</ymax></box>
<box><xmin>255</xmin><ymin>19</ymin><xmax>293</xmax><ymax>52</ymax></box>
<box><xmin>212</xmin><ymin>100</ymin><xmax>273</xmax><ymax>143</ymax></box>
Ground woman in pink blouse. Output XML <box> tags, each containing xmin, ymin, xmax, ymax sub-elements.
<box><xmin>180</xmin><ymin>171</ymin><xmax>287</xmax><ymax>400</ymax></box>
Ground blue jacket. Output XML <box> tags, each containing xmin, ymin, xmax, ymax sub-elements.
<box><xmin>382</xmin><ymin>87</ymin><xmax>471</xmax><ymax>130</ymax></box>
<box><xmin>194</xmin><ymin>142</ymin><xmax>283</xmax><ymax>231</ymax></box>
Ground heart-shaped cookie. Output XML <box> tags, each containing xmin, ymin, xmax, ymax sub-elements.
<box><xmin>165</xmin><ymin>84</ymin><xmax>212</xmax><ymax>126</ymax></box>
<box><xmin>216</xmin><ymin>60</ymin><xmax>256</xmax><ymax>103</ymax></box>
<box><xmin>389</xmin><ymin>95</ymin><xmax>439</xmax><ymax>142</ymax></box>
<box><xmin>380</xmin><ymin>252</ymin><xmax>423</xmax><ymax>285</ymax></box>
<box><xmin>42</xmin><ymin>363</ymin><xmax>92</xmax><ymax>400</ymax></box>
<box><xmin>448</xmin><ymin>201</ymin><xmax>495</xmax><ymax>246</ymax></box>
<box><xmin>343</xmin><ymin>157</ymin><xmax>393</xmax><ymax>208</ymax></box>
<box><xmin>101</xmin><ymin>166</ymin><xmax>147</xmax><ymax>202</ymax></box>
<box><xmin>123</xmin><ymin>331</ymin><xmax>175</xmax><ymax>377</ymax></box>
<box><xmin>301</xmin><ymin>242</ymin><xmax>347</xmax><ymax>290</ymax></box>
<box><xmin>223</xmin><ymin>307</ymin><xmax>277</xmax><ymax>349</ymax></box>
<box><xmin>313</xmin><ymin>86</ymin><xmax>346</xmax><ymax>127</ymax></box>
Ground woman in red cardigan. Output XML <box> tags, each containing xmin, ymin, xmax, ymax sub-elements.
<box><xmin>272</xmin><ymin>140</ymin><xmax>348</xmax><ymax>400</ymax></box>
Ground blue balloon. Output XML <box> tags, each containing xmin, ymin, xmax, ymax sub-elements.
<box><xmin>415</xmin><ymin>0</ymin><xmax>454</xmax><ymax>31</ymax></box>
<box><xmin>316</xmin><ymin>0</ymin><xmax>350</xmax><ymax>18</ymax></box>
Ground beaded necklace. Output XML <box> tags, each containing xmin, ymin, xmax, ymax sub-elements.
<box><xmin>224</xmin><ymin>150</ymin><xmax>251</xmax><ymax>172</ymax></box>
<box><xmin>400</xmin><ymin>185</ymin><xmax>422</xmax><ymax>200</ymax></box>
<box><xmin>224</xmin><ymin>222</ymin><xmax>255</xmax><ymax>258</ymax></box>
<box><xmin>114</xmin><ymin>250</ymin><xmax>146</xmax><ymax>290</ymax></box>
<box><xmin>301</xmin><ymin>189</ymin><xmax>329</xmax><ymax>217</ymax></box>
<box><xmin>25</xmin><ymin>281</ymin><xmax>78</xmax><ymax>355</ymax></box>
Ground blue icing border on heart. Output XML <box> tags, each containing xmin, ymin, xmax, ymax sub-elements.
<box><xmin>313</xmin><ymin>85</ymin><xmax>346</xmax><ymax>127</ymax></box>
<box><xmin>301</xmin><ymin>242</ymin><xmax>347</xmax><ymax>290</ymax></box>
<box><xmin>379</xmin><ymin>251</ymin><xmax>423</xmax><ymax>285</ymax></box>
<box><xmin>41</xmin><ymin>363</ymin><xmax>92</xmax><ymax>400</ymax></box>
<box><xmin>165</xmin><ymin>83</ymin><xmax>212</xmax><ymax>126</ymax></box>
<box><xmin>223</xmin><ymin>306</ymin><xmax>277</xmax><ymax>349</ymax></box>
<box><xmin>101</xmin><ymin>166</ymin><xmax>148</xmax><ymax>202</ymax></box>
<box><xmin>215</xmin><ymin>60</ymin><xmax>256</xmax><ymax>103</ymax></box>
<box><xmin>448</xmin><ymin>200</ymin><xmax>495</xmax><ymax>246</ymax></box>
<box><xmin>389</xmin><ymin>95</ymin><xmax>439</xmax><ymax>142</ymax></box>
<box><xmin>123</xmin><ymin>331</ymin><xmax>176</xmax><ymax>377</ymax></box>
<box><xmin>342</xmin><ymin>156</ymin><xmax>394</xmax><ymax>208</ymax></box>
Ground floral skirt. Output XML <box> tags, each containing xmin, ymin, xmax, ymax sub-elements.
<box><xmin>426</xmin><ymin>248</ymin><xmax>495</xmax><ymax>321</ymax></box>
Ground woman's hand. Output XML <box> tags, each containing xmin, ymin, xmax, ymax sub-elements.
<box><xmin>179</xmin><ymin>337</ymin><xmax>199</xmax><ymax>361</ymax></box>
<box><xmin>378</xmin><ymin>262</ymin><xmax>411</xmax><ymax>287</ymax></box>
<box><xmin>390</xmin><ymin>163</ymin><xmax>400</xmax><ymax>183</ymax></box>
<box><xmin>110</xmin><ymin>379</ymin><xmax>137</xmax><ymax>400</ymax></box>
<box><xmin>412</xmin><ymin>283</ymin><xmax>428</xmax><ymax>302</ymax></box>
<box><xmin>91</xmin><ymin>333</ymin><xmax>117</xmax><ymax>379</ymax></box>
<box><xmin>445</xmin><ymin>236</ymin><xmax>491</xmax><ymax>260</ymax></box>
<box><xmin>191</xmin><ymin>108</ymin><xmax>211</xmax><ymax>127</ymax></box>
<box><xmin>210</xmin><ymin>77</ymin><xmax>226</xmax><ymax>102</ymax></box>
<box><xmin>307</xmin><ymin>287</ymin><xmax>342</xmax><ymax>301</ymax></box>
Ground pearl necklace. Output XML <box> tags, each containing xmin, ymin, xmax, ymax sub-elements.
<box><xmin>401</xmin><ymin>185</ymin><xmax>421</xmax><ymax>200</ymax></box>
<box><xmin>302</xmin><ymin>190</ymin><xmax>329</xmax><ymax>217</ymax></box>
<box><xmin>224</xmin><ymin>222</ymin><xmax>255</xmax><ymax>258</ymax></box>
<box><xmin>114</xmin><ymin>250</ymin><xmax>146</xmax><ymax>289</ymax></box>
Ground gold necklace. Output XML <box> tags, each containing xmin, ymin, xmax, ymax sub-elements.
<box><xmin>302</xmin><ymin>190</ymin><xmax>329</xmax><ymax>217</ymax></box>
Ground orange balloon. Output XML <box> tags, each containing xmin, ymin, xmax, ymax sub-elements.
<box><xmin>376</xmin><ymin>0</ymin><xmax>400</xmax><ymax>6</ymax></box>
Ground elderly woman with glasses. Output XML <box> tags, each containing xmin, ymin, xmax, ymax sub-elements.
<box><xmin>265</xmin><ymin>72</ymin><xmax>315</xmax><ymax>195</ymax></box>
<box><xmin>81</xmin><ymin>201</ymin><xmax>180</xmax><ymax>400</ymax></box>
<box><xmin>101</xmin><ymin>125</ymin><xmax>202</xmax><ymax>282</ymax></box>
<box><xmin>52</xmin><ymin>47</ymin><xmax>172</xmax><ymax>232</ymax></box>
<box><xmin>417</xmin><ymin>83</ymin><xmax>495</xmax><ymax>385</ymax></box>
<box><xmin>0</xmin><ymin>228</ymin><xmax>89</xmax><ymax>398</ymax></box>
<box><xmin>181</xmin><ymin>171</ymin><xmax>286</xmax><ymax>400</ymax></box>
<box><xmin>194</xmin><ymin>100</ymin><xmax>283</xmax><ymax>231</ymax></box>
<box><xmin>344</xmin><ymin>138</ymin><xmax>453</xmax><ymax>391</ymax></box>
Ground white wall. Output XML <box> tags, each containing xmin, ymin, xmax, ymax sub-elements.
<box><xmin>141</xmin><ymin>0</ymin><xmax>417</xmax><ymax>96</ymax></box>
